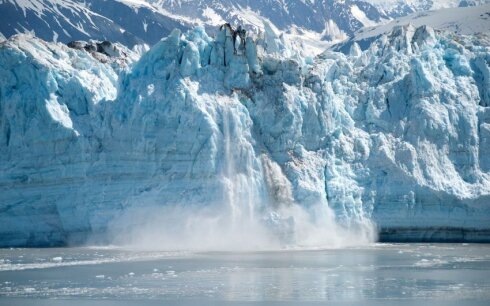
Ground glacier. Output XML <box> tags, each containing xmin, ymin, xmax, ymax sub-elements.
<box><xmin>1</xmin><ymin>22</ymin><xmax>490</xmax><ymax>248</ymax></box>
<box><xmin>334</xmin><ymin>3</ymin><xmax>490</xmax><ymax>53</ymax></box>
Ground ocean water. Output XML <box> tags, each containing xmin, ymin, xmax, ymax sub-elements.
<box><xmin>0</xmin><ymin>244</ymin><xmax>489</xmax><ymax>305</ymax></box>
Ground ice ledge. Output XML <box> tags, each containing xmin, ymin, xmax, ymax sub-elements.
<box><xmin>379</xmin><ymin>227</ymin><xmax>490</xmax><ymax>243</ymax></box>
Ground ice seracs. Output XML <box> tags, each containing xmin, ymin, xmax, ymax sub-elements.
<box><xmin>334</xmin><ymin>3</ymin><xmax>490</xmax><ymax>53</ymax></box>
<box><xmin>1</xmin><ymin>22</ymin><xmax>490</xmax><ymax>247</ymax></box>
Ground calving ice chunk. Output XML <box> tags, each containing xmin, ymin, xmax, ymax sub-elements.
<box><xmin>0</xmin><ymin>22</ymin><xmax>489</xmax><ymax>248</ymax></box>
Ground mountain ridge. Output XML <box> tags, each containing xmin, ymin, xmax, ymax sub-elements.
<box><xmin>1</xmin><ymin>0</ymin><xmax>488</xmax><ymax>49</ymax></box>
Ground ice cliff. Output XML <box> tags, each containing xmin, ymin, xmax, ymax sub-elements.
<box><xmin>1</xmin><ymin>24</ymin><xmax>490</xmax><ymax>247</ymax></box>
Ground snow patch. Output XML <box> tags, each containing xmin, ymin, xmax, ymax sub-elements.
<box><xmin>351</xmin><ymin>5</ymin><xmax>377</xmax><ymax>27</ymax></box>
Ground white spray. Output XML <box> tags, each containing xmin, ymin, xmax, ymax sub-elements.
<box><xmin>106</xmin><ymin>99</ymin><xmax>375</xmax><ymax>251</ymax></box>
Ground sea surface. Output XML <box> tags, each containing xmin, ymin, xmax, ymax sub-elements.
<box><xmin>0</xmin><ymin>244</ymin><xmax>489</xmax><ymax>305</ymax></box>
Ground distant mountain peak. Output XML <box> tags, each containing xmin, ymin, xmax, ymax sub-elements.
<box><xmin>0</xmin><ymin>0</ymin><xmax>488</xmax><ymax>49</ymax></box>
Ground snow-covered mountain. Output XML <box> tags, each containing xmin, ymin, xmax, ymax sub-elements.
<box><xmin>333</xmin><ymin>3</ymin><xmax>490</xmax><ymax>52</ymax></box>
<box><xmin>1</xmin><ymin>0</ymin><xmax>488</xmax><ymax>49</ymax></box>
<box><xmin>368</xmin><ymin>0</ymin><xmax>489</xmax><ymax>12</ymax></box>
<box><xmin>0</xmin><ymin>0</ymin><xmax>193</xmax><ymax>47</ymax></box>
<box><xmin>1</xmin><ymin>12</ymin><xmax>490</xmax><ymax>247</ymax></box>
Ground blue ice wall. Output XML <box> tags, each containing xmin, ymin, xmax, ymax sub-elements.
<box><xmin>1</xmin><ymin>25</ymin><xmax>490</xmax><ymax>246</ymax></box>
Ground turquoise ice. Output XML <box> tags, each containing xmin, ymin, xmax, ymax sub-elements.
<box><xmin>1</xmin><ymin>24</ymin><xmax>489</xmax><ymax>247</ymax></box>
